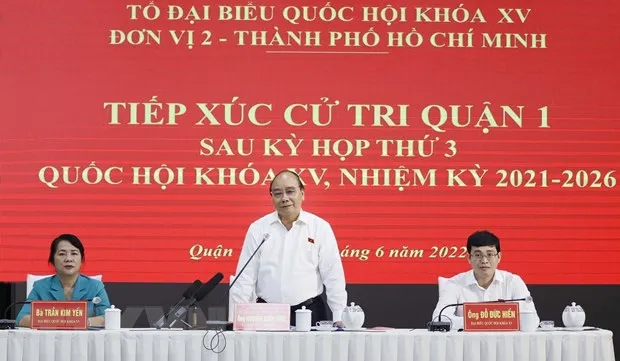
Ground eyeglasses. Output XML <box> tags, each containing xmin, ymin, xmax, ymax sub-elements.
<box><xmin>470</xmin><ymin>252</ymin><xmax>499</xmax><ymax>260</ymax></box>
<box><xmin>270</xmin><ymin>187</ymin><xmax>299</xmax><ymax>199</ymax></box>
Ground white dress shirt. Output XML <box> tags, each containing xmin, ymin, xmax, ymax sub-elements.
<box><xmin>432</xmin><ymin>269</ymin><xmax>539</xmax><ymax>330</ymax></box>
<box><xmin>230</xmin><ymin>210</ymin><xmax>348</xmax><ymax>321</ymax></box>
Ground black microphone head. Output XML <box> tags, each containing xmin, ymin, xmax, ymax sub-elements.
<box><xmin>194</xmin><ymin>272</ymin><xmax>224</xmax><ymax>302</ymax></box>
<box><xmin>182</xmin><ymin>280</ymin><xmax>203</xmax><ymax>298</ymax></box>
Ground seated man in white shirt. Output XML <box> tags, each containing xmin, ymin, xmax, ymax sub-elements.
<box><xmin>230</xmin><ymin>170</ymin><xmax>347</xmax><ymax>328</ymax></box>
<box><xmin>432</xmin><ymin>230</ymin><xmax>539</xmax><ymax>330</ymax></box>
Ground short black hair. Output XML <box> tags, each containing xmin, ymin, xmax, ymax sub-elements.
<box><xmin>467</xmin><ymin>230</ymin><xmax>500</xmax><ymax>253</ymax></box>
<box><xmin>269</xmin><ymin>169</ymin><xmax>305</xmax><ymax>193</ymax></box>
<box><xmin>48</xmin><ymin>234</ymin><xmax>85</xmax><ymax>265</ymax></box>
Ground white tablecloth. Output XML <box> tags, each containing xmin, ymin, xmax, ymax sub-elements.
<box><xmin>0</xmin><ymin>328</ymin><xmax>615</xmax><ymax>361</ymax></box>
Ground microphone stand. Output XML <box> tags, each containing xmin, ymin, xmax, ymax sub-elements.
<box><xmin>228</xmin><ymin>235</ymin><xmax>269</xmax><ymax>293</ymax></box>
<box><xmin>427</xmin><ymin>296</ymin><xmax>533</xmax><ymax>332</ymax></box>
<box><xmin>1</xmin><ymin>300</ymin><xmax>34</xmax><ymax>329</ymax></box>
<box><xmin>201</xmin><ymin>235</ymin><xmax>270</xmax><ymax>331</ymax></box>
<box><xmin>428</xmin><ymin>302</ymin><xmax>461</xmax><ymax>332</ymax></box>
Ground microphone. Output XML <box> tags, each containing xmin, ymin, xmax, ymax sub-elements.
<box><xmin>183</xmin><ymin>234</ymin><xmax>270</xmax><ymax>331</ymax></box>
<box><xmin>0</xmin><ymin>297</ymin><xmax>104</xmax><ymax>329</ymax></box>
<box><xmin>171</xmin><ymin>279</ymin><xmax>203</xmax><ymax>309</ymax></box>
<box><xmin>90</xmin><ymin>297</ymin><xmax>103</xmax><ymax>305</ymax></box>
<box><xmin>3</xmin><ymin>297</ymin><xmax>103</xmax><ymax>319</ymax></box>
<box><xmin>428</xmin><ymin>296</ymin><xmax>534</xmax><ymax>332</ymax></box>
<box><xmin>151</xmin><ymin>279</ymin><xmax>202</xmax><ymax>329</ymax></box>
<box><xmin>190</xmin><ymin>272</ymin><xmax>224</xmax><ymax>307</ymax></box>
<box><xmin>158</xmin><ymin>273</ymin><xmax>224</xmax><ymax>329</ymax></box>
<box><xmin>203</xmin><ymin>233</ymin><xmax>270</xmax><ymax>331</ymax></box>
<box><xmin>428</xmin><ymin>302</ymin><xmax>461</xmax><ymax>332</ymax></box>
<box><xmin>228</xmin><ymin>233</ymin><xmax>270</xmax><ymax>294</ymax></box>
<box><xmin>496</xmin><ymin>296</ymin><xmax>533</xmax><ymax>303</ymax></box>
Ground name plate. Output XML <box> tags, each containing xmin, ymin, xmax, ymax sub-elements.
<box><xmin>463</xmin><ymin>302</ymin><xmax>520</xmax><ymax>331</ymax></box>
<box><xmin>31</xmin><ymin>301</ymin><xmax>88</xmax><ymax>330</ymax></box>
<box><xmin>233</xmin><ymin>303</ymin><xmax>290</xmax><ymax>331</ymax></box>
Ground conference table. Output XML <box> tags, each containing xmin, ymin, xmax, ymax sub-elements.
<box><xmin>0</xmin><ymin>328</ymin><xmax>615</xmax><ymax>361</ymax></box>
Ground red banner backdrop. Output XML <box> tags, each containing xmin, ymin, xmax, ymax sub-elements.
<box><xmin>1</xmin><ymin>1</ymin><xmax>619</xmax><ymax>284</ymax></box>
